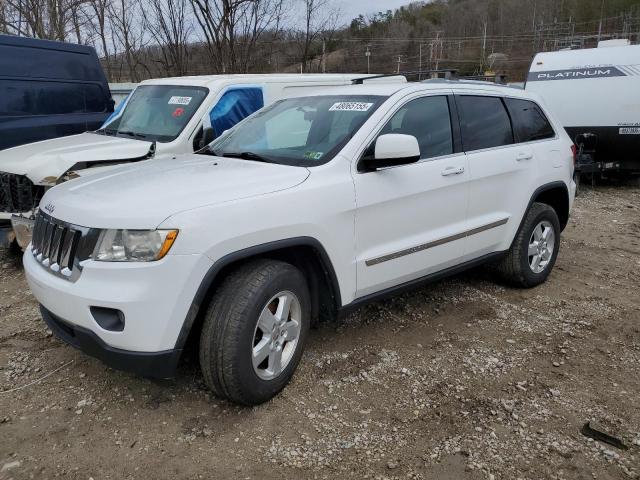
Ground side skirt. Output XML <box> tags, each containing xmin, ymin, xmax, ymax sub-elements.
<box><xmin>338</xmin><ymin>251</ymin><xmax>506</xmax><ymax>318</ymax></box>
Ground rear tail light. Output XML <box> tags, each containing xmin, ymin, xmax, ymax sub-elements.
<box><xmin>571</xmin><ymin>144</ymin><xmax>577</xmax><ymax>166</ymax></box>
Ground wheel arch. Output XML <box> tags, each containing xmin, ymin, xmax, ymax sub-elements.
<box><xmin>520</xmin><ymin>181</ymin><xmax>570</xmax><ymax>233</ymax></box>
<box><xmin>174</xmin><ymin>237</ymin><xmax>342</xmax><ymax>352</ymax></box>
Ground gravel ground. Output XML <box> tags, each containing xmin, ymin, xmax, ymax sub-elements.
<box><xmin>1</xmin><ymin>185</ymin><xmax>639</xmax><ymax>480</ymax></box>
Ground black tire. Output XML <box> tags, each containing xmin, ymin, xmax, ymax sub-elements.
<box><xmin>496</xmin><ymin>202</ymin><xmax>561</xmax><ymax>288</ymax></box>
<box><xmin>199</xmin><ymin>259</ymin><xmax>310</xmax><ymax>405</ymax></box>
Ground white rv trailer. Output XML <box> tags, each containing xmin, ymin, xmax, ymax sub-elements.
<box><xmin>526</xmin><ymin>43</ymin><xmax>640</xmax><ymax>177</ymax></box>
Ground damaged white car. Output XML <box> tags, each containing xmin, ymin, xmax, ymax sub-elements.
<box><xmin>1</xmin><ymin>73</ymin><xmax>399</xmax><ymax>248</ymax></box>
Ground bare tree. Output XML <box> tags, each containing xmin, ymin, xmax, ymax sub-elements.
<box><xmin>106</xmin><ymin>0</ymin><xmax>150</xmax><ymax>81</ymax></box>
<box><xmin>3</xmin><ymin>0</ymin><xmax>89</xmax><ymax>41</ymax></box>
<box><xmin>141</xmin><ymin>0</ymin><xmax>192</xmax><ymax>76</ymax></box>
<box><xmin>189</xmin><ymin>0</ymin><xmax>286</xmax><ymax>74</ymax></box>
<box><xmin>297</xmin><ymin>0</ymin><xmax>338</xmax><ymax>72</ymax></box>
<box><xmin>85</xmin><ymin>0</ymin><xmax>114</xmax><ymax>79</ymax></box>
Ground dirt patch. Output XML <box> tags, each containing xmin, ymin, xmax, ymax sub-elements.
<box><xmin>1</xmin><ymin>186</ymin><xmax>639</xmax><ymax>479</ymax></box>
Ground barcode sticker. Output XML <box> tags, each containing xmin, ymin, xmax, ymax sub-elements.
<box><xmin>168</xmin><ymin>96</ymin><xmax>192</xmax><ymax>105</ymax></box>
<box><xmin>329</xmin><ymin>102</ymin><xmax>373</xmax><ymax>112</ymax></box>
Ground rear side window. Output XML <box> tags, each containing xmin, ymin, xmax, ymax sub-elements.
<box><xmin>0</xmin><ymin>80</ymin><xmax>108</xmax><ymax>116</ymax></box>
<box><xmin>457</xmin><ymin>95</ymin><xmax>513</xmax><ymax>151</ymax></box>
<box><xmin>505</xmin><ymin>98</ymin><xmax>555</xmax><ymax>142</ymax></box>
<box><xmin>379</xmin><ymin>95</ymin><xmax>453</xmax><ymax>159</ymax></box>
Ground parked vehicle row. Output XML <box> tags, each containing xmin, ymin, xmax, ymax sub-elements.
<box><xmin>1</xmin><ymin>73</ymin><xmax>404</xmax><ymax>249</ymax></box>
<box><xmin>22</xmin><ymin>79</ymin><xmax>576</xmax><ymax>405</ymax></box>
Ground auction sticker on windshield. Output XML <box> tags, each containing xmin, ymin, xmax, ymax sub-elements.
<box><xmin>168</xmin><ymin>96</ymin><xmax>193</xmax><ymax>105</ymax></box>
<box><xmin>329</xmin><ymin>102</ymin><xmax>373</xmax><ymax>112</ymax></box>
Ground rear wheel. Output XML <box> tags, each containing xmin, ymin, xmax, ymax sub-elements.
<box><xmin>496</xmin><ymin>202</ymin><xmax>561</xmax><ymax>288</ymax></box>
<box><xmin>199</xmin><ymin>259</ymin><xmax>310</xmax><ymax>405</ymax></box>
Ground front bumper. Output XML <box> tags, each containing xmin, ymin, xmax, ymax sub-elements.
<box><xmin>24</xmin><ymin>247</ymin><xmax>213</xmax><ymax>355</ymax></box>
<box><xmin>41</xmin><ymin>305</ymin><xmax>181</xmax><ymax>378</ymax></box>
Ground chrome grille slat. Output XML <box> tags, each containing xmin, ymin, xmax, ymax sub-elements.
<box><xmin>50</xmin><ymin>226</ymin><xmax>64</xmax><ymax>268</ymax></box>
<box><xmin>59</xmin><ymin>229</ymin><xmax>74</xmax><ymax>270</ymax></box>
<box><xmin>41</xmin><ymin>220</ymin><xmax>54</xmax><ymax>261</ymax></box>
<box><xmin>31</xmin><ymin>215</ymin><xmax>41</xmax><ymax>253</ymax></box>
<box><xmin>30</xmin><ymin>211</ymin><xmax>93</xmax><ymax>282</ymax></box>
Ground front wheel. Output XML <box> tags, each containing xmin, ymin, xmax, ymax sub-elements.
<box><xmin>199</xmin><ymin>259</ymin><xmax>310</xmax><ymax>405</ymax></box>
<box><xmin>496</xmin><ymin>202</ymin><xmax>561</xmax><ymax>288</ymax></box>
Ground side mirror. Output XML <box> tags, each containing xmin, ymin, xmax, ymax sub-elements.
<box><xmin>361</xmin><ymin>134</ymin><xmax>421</xmax><ymax>171</ymax></box>
<box><xmin>196</xmin><ymin>126</ymin><xmax>216</xmax><ymax>150</ymax></box>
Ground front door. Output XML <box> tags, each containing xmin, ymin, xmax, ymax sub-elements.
<box><xmin>353</xmin><ymin>94</ymin><xmax>469</xmax><ymax>298</ymax></box>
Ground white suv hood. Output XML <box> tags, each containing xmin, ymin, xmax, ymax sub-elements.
<box><xmin>0</xmin><ymin>133</ymin><xmax>153</xmax><ymax>184</ymax></box>
<box><xmin>40</xmin><ymin>155</ymin><xmax>310</xmax><ymax>229</ymax></box>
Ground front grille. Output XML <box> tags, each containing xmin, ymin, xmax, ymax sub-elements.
<box><xmin>0</xmin><ymin>172</ymin><xmax>44</xmax><ymax>213</ymax></box>
<box><xmin>30</xmin><ymin>212</ymin><xmax>98</xmax><ymax>281</ymax></box>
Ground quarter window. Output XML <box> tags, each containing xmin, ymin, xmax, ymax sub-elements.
<box><xmin>457</xmin><ymin>95</ymin><xmax>513</xmax><ymax>151</ymax></box>
<box><xmin>505</xmin><ymin>98</ymin><xmax>555</xmax><ymax>142</ymax></box>
<box><xmin>378</xmin><ymin>96</ymin><xmax>453</xmax><ymax>159</ymax></box>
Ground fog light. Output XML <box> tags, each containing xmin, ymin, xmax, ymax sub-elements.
<box><xmin>90</xmin><ymin>307</ymin><xmax>125</xmax><ymax>332</ymax></box>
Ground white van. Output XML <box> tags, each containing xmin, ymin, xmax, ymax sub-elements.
<box><xmin>0</xmin><ymin>74</ymin><xmax>405</xmax><ymax>248</ymax></box>
<box><xmin>525</xmin><ymin>43</ymin><xmax>640</xmax><ymax>177</ymax></box>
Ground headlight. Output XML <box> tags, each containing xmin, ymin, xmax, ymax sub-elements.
<box><xmin>93</xmin><ymin>229</ymin><xmax>178</xmax><ymax>262</ymax></box>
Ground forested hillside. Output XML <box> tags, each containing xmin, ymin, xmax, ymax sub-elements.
<box><xmin>2</xmin><ymin>0</ymin><xmax>639</xmax><ymax>81</ymax></box>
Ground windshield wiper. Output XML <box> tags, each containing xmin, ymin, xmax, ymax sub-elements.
<box><xmin>94</xmin><ymin>128</ymin><xmax>118</xmax><ymax>136</ymax></box>
<box><xmin>118</xmin><ymin>130</ymin><xmax>148</xmax><ymax>139</ymax></box>
<box><xmin>222</xmin><ymin>151</ymin><xmax>274</xmax><ymax>163</ymax></box>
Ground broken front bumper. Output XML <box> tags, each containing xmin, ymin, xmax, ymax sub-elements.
<box><xmin>11</xmin><ymin>214</ymin><xmax>35</xmax><ymax>250</ymax></box>
<box><xmin>0</xmin><ymin>221</ymin><xmax>15</xmax><ymax>248</ymax></box>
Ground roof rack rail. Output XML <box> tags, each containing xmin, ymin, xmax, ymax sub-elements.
<box><xmin>351</xmin><ymin>70</ymin><xmax>509</xmax><ymax>85</ymax></box>
<box><xmin>461</xmin><ymin>74</ymin><xmax>509</xmax><ymax>85</ymax></box>
<box><xmin>351</xmin><ymin>73</ymin><xmax>406</xmax><ymax>84</ymax></box>
<box><xmin>352</xmin><ymin>69</ymin><xmax>459</xmax><ymax>84</ymax></box>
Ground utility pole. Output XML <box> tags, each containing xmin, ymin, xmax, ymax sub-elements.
<box><xmin>481</xmin><ymin>21</ymin><xmax>488</xmax><ymax>73</ymax></box>
<box><xmin>396</xmin><ymin>55</ymin><xmax>402</xmax><ymax>74</ymax></box>
<box><xmin>321</xmin><ymin>39</ymin><xmax>326</xmax><ymax>73</ymax></box>
<box><xmin>597</xmin><ymin>0</ymin><xmax>606</xmax><ymax>42</ymax></box>
<box><xmin>418</xmin><ymin>43</ymin><xmax>422</xmax><ymax>79</ymax></box>
<box><xmin>365</xmin><ymin>45</ymin><xmax>371</xmax><ymax>74</ymax></box>
<box><xmin>434</xmin><ymin>31</ymin><xmax>441</xmax><ymax>71</ymax></box>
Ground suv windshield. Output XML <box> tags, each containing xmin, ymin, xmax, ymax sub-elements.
<box><xmin>100</xmin><ymin>85</ymin><xmax>208</xmax><ymax>142</ymax></box>
<box><xmin>208</xmin><ymin>95</ymin><xmax>386</xmax><ymax>166</ymax></box>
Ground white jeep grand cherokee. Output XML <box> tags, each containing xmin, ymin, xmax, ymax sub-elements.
<box><xmin>24</xmin><ymin>80</ymin><xmax>576</xmax><ymax>405</ymax></box>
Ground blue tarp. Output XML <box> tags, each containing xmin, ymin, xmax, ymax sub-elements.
<box><xmin>210</xmin><ymin>87</ymin><xmax>264</xmax><ymax>136</ymax></box>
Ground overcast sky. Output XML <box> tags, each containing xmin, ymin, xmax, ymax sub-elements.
<box><xmin>335</xmin><ymin>0</ymin><xmax>415</xmax><ymax>23</ymax></box>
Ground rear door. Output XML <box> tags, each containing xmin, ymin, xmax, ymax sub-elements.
<box><xmin>455</xmin><ymin>93</ymin><xmax>536</xmax><ymax>260</ymax></box>
<box><xmin>353</xmin><ymin>93</ymin><xmax>469</xmax><ymax>298</ymax></box>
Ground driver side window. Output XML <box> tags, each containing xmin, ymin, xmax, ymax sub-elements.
<box><xmin>378</xmin><ymin>96</ymin><xmax>453</xmax><ymax>160</ymax></box>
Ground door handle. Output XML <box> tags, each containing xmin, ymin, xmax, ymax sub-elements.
<box><xmin>441</xmin><ymin>166</ymin><xmax>465</xmax><ymax>176</ymax></box>
<box><xmin>516</xmin><ymin>152</ymin><xmax>533</xmax><ymax>161</ymax></box>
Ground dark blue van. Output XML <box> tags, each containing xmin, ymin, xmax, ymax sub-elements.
<box><xmin>0</xmin><ymin>35</ymin><xmax>114</xmax><ymax>150</ymax></box>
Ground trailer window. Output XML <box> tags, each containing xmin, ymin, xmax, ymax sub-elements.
<box><xmin>457</xmin><ymin>95</ymin><xmax>513</xmax><ymax>151</ymax></box>
<box><xmin>505</xmin><ymin>98</ymin><xmax>555</xmax><ymax>143</ymax></box>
